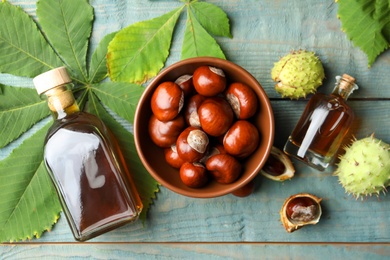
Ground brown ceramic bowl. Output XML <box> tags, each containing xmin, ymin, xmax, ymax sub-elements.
<box><xmin>134</xmin><ymin>57</ymin><xmax>274</xmax><ymax>198</ymax></box>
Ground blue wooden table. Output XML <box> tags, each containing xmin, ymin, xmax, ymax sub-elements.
<box><xmin>1</xmin><ymin>0</ymin><xmax>390</xmax><ymax>259</ymax></box>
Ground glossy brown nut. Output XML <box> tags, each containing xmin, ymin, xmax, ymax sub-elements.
<box><xmin>198</xmin><ymin>97</ymin><xmax>234</xmax><ymax>137</ymax></box>
<box><xmin>175</xmin><ymin>74</ymin><xmax>194</xmax><ymax>97</ymax></box>
<box><xmin>225</xmin><ymin>82</ymin><xmax>258</xmax><ymax>119</ymax></box>
<box><xmin>260</xmin><ymin>146</ymin><xmax>295</xmax><ymax>182</ymax></box>
<box><xmin>206</xmin><ymin>154</ymin><xmax>242</xmax><ymax>184</ymax></box>
<box><xmin>286</xmin><ymin>197</ymin><xmax>318</xmax><ymax>221</ymax></box>
<box><xmin>164</xmin><ymin>144</ymin><xmax>186</xmax><ymax>169</ymax></box>
<box><xmin>184</xmin><ymin>94</ymin><xmax>206</xmax><ymax>127</ymax></box>
<box><xmin>231</xmin><ymin>180</ymin><xmax>255</xmax><ymax>197</ymax></box>
<box><xmin>180</xmin><ymin>162</ymin><xmax>209</xmax><ymax>188</ymax></box>
<box><xmin>176</xmin><ymin>126</ymin><xmax>209</xmax><ymax>163</ymax></box>
<box><xmin>223</xmin><ymin>120</ymin><xmax>259</xmax><ymax>158</ymax></box>
<box><xmin>192</xmin><ymin>66</ymin><xmax>226</xmax><ymax>96</ymax></box>
<box><xmin>148</xmin><ymin>114</ymin><xmax>186</xmax><ymax>148</ymax></box>
<box><xmin>199</xmin><ymin>143</ymin><xmax>227</xmax><ymax>164</ymax></box>
<box><xmin>264</xmin><ymin>152</ymin><xmax>286</xmax><ymax>176</ymax></box>
<box><xmin>151</xmin><ymin>81</ymin><xmax>184</xmax><ymax>121</ymax></box>
<box><xmin>211</xmin><ymin>143</ymin><xmax>227</xmax><ymax>155</ymax></box>
<box><xmin>280</xmin><ymin>193</ymin><xmax>322</xmax><ymax>233</ymax></box>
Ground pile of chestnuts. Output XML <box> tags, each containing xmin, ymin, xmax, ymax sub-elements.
<box><xmin>148</xmin><ymin>65</ymin><xmax>260</xmax><ymax>188</ymax></box>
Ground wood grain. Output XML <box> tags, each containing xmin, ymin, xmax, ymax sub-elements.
<box><xmin>2</xmin><ymin>243</ymin><xmax>390</xmax><ymax>259</ymax></box>
<box><xmin>1</xmin><ymin>0</ymin><xmax>390</xmax><ymax>258</ymax></box>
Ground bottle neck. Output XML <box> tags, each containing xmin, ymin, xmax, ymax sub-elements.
<box><xmin>331</xmin><ymin>75</ymin><xmax>358</xmax><ymax>101</ymax></box>
<box><xmin>42</xmin><ymin>84</ymin><xmax>80</xmax><ymax>120</ymax></box>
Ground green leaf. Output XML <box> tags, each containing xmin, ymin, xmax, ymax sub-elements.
<box><xmin>337</xmin><ymin>0</ymin><xmax>390</xmax><ymax>67</ymax></box>
<box><xmin>181</xmin><ymin>8</ymin><xmax>226</xmax><ymax>60</ymax></box>
<box><xmin>88</xmin><ymin>32</ymin><xmax>117</xmax><ymax>83</ymax></box>
<box><xmin>86</xmin><ymin>91</ymin><xmax>159</xmax><ymax>221</ymax></box>
<box><xmin>0</xmin><ymin>0</ymin><xmax>167</xmax><ymax>242</ymax></box>
<box><xmin>0</xmin><ymin>122</ymin><xmax>62</xmax><ymax>242</ymax></box>
<box><xmin>92</xmin><ymin>82</ymin><xmax>145</xmax><ymax>124</ymax></box>
<box><xmin>0</xmin><ymin>1</ymin><xmax>63</xmax><ymax>77</ymax></box>
<box><xmin>0</xmin><ymin>0</ymin><xmax>233</xmax><ymax>242</ymax></box>
<box><xmin>190</xmin><ymin>1</ymin><xmax>232</xmax><ymax>38</ymax></box>
<box><xmin>37</xmin><ymin>0</ymin><xmax>94</xmax><ymax>82</ymax></box>
<box><xmin>0</xmin><ymin>86</ymin><xmax>49</xmax><ymax>148</ymax></box>
<box><xmin>107</xmin><ymin>7</ymin><xmax>184</xmax><ymax>84</ymax></box>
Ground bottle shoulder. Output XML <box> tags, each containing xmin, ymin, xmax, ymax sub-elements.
<box><xmin>46</xmin><ymin>112</ymin><xmax>108</xmax><ymax>140</ymax></box>
<box><xmin>309</xmin><ymin>93</ymin><xmax>352</xmax><ymax>108</ymax></box>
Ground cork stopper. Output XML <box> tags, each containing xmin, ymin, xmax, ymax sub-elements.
<box><xmin>46</xmin><ymin>88</ymin><xmax>76</xmax><ymax>112</ymax></box>
<box><xmin>33</xmin><ymin>67</ymin><xmax>72</xmax><ymax>95</ymax></box>
<box><xmin>339</xmin><ymin>74</ymin><xmax>356</xmax><ymax>91</ymax></box>
<box><xmin>333</xmin><ymin>74</ymin><xmax>358</xmax><ymax>100</ymax></box>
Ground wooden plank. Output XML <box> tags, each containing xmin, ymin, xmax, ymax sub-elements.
<box><xmin>2</xmin><ymin>243</ymin><xmax>390</xmax><ymax>259</ymax></box>
<box><xmin>12</xmin><ymin>100</ymin><xmax>385</xmax><ymax>243</ymax></box>
<box><xmin>272</xmin><ymin>100</ymin><xmax>390</xmax><ymax>148</ymax></box>
<box><xmin>30</xmin><ymin>170</ymin><xmax>390</xmax><ymax>243</ymax></box>
<box><xmin>1</xmin><ymin>0</ymin><xmax>390</xmax><ymax>99</ymax></box>
<box><xmin>1</xmin><ymin>0</ymin><xmax>390</xmax><ymax>256</ymax></box>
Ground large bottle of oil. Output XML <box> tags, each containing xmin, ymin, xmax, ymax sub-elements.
<box><xmin>33</xmin><ymin>67</ymin><xmax>142</xmax><ymax>241</ymax></box>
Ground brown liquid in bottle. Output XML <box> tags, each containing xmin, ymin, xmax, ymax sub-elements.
<box><xmin>289</xmin><ymin>93</ymin><xmax>354</xmax><ymax>157</ymax></box>
<box><xmin>33</xmin><ymin>67</ymin><xmax>142</xmax><ymax>241</ymax></box>
<box><xmin>284</xmin><ymin>74</ymin><xmax>358</xmax><ymax>171</ymax></box>
<box><xmin>44</xmin><ymin>112</ymin><xmax>142</xmax><ymax>238</ymax></box>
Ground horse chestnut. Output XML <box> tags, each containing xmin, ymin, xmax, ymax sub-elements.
<box><xmin>164</xmin><ymin>144</ymin><xmax>186</xmax><ymax>169</ymax></box>
<box><xmin>286</xmin><ymin>197</ymin><xmax>319</xmax><ymax>222</ymax></box>
<box><xmin>147</xmin><ymin>64</ymin><xmax>263</xmax><ymax>190</ymax></box>
<box><xmin>176</xmin><ymin>126</ymin><xmax>209</xmax><ymax>162</ymax></box>
<box><xmin>206</xmin><ymin>154</ymin><xmax>242</xmax><ymax>184</ymax></box>
<box><xmin>223</xmin><ymin>120</ymin><xmax>259</xmax><ymax>158</ymax></box>
<box><xmin>199</xmin><ymin>143</ymin><xmax>227</xmax><ymax>164</ymax></box>
<box><xmin>175</xmin><ymin>74</ymin><xmax>194</xmax><ymax>97</ymax></box>
<box><xmin>151</xmin><ymin>81</ymin><xmax>184</xmax><ymax>121</ymax></box>
<box><xmin>192</xmin><ymin>66</ymin><xmax>226</xmax><ymax>96</ymax></box>
<box><xmin>198</xmin><ymin>97</ymin><xmax>234</xmax><ymax>137</ymax></box>
<box><xmin>184</xmin><ymin>94</ymin><xmax>206</xmax><ymax>127</ymax></box>
<box><xmin>231</xmin><ymin>180</ymin><xmax>255</xmax><ymax>197</ymax></box>
<box><xmin>148</xmin><ymin>114</ymin><xmax>185</xmax><ymax>148</ymax></box>
<box><xmin>225</xmin><ymin>82</ymin><xmax>258</xmax><ymax>119</ymax></box>
<box><xmin>180</xmin><ymin>162</ymin><xmax>209</xmax><ymax>188</ymax></box>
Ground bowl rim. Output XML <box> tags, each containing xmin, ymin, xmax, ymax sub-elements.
<box><xmin>134</xmin><ymin>56</ymin><xmax>275</xmax><ymax>198</ymax></box>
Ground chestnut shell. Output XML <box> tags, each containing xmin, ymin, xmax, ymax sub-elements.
<box><xmin>280</xmin><ymin>193</ymin><xmax>322</xmax><ymax>233</ymax></box>
<box><xmin>260</xmin><ymin>146</ymin><xmax>295</xmax><ymax>181</ymax></box>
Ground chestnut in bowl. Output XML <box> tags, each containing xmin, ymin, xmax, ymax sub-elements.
<box><xmin>134</xmin><ymin>57</ymin><xmax>274</xmax><ymax>198</ymax></box>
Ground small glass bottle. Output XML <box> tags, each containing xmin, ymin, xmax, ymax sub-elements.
<box><xmin>284</xmin><ymin>74</ymin><xmax>358</xmax><ymax>171</ymax></box>
<box><xmin>33</xmin><ymin>67</ymin><xmax>143</xmax><ymax>241</ymax></box>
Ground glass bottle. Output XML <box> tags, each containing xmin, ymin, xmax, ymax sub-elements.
<box><xmin>33</xmin><ymin>67</ymin><xmax>143</xmax><ymax>241</ymax></box>
<box><xmin>284</xmin><ymin>74</ymin><xmax>358</xmax><ymax>171</ymax></box>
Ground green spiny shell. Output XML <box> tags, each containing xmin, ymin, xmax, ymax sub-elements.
<box><xmin>334</xmin><ymin>135</ymin><xmax>390</xmax><ymax>199</ymax></box>
<box><xmin>271</xmin><ymin>50</ymin><xmax>325</xmax><ymax>99</ymax></box>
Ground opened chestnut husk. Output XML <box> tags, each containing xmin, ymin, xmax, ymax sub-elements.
<box><xmin>280</xmin><ymin>193</ymin><xmax>322</xmax><ymax>233</ymax></box>
<box><xmin>260</xmin><ymin>146</ymin><xmax>294</xmax><ymax>181</ymax></box>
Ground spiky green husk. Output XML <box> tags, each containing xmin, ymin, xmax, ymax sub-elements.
<box><xmin>334</xmin><ymin>135</ymin><xmax>390</xmax><ymax>199</ymax></box>
<box><xmin>271</xmin><ymin>50</ymin><xmax>325</xmax><ymax>99</ymax></box>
